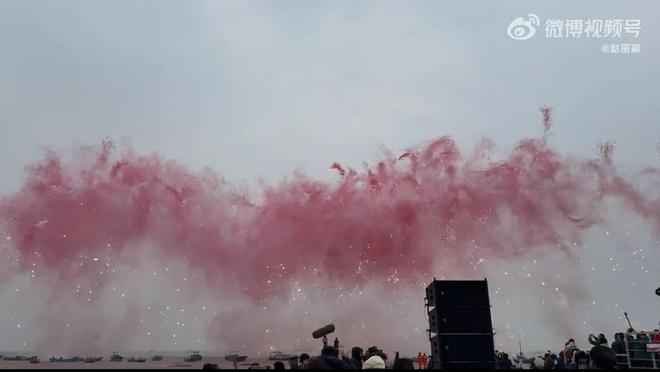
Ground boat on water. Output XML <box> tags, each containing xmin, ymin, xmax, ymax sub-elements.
<box><xmin>49</xmin><ymin>356</ymin><xmax>83</xmax><ymax>363</ymax></box>
<box><xmin>224</xmin><ymin>351</ymin><xmax>247</xmax><ymax>362</ymax></box>
<box><xmin>128</xmin><ymin>357</ymin><xmax>146</xmax><ymax>363</ymax></box>
<box><xmin>3</xmin><ymin>355</ymin><xmax>36</xmax><ymax>361</ymax></box>
<box><xmin>184</xmin><ymin>351</ymin><xmax>202</xmax><ymax>362</ymax></box>
<box><xmin>152</xmin><ymin>354</ymin><xmax>163</xmax><ymax>361</ymax></box>
<box><xmin>110</xmin><ymin>352</ymin><xmax>123</xmax><ymax>362</ymax></box>
<box><xmin>268</xmin><ymin>351</ymin><xmax>297</xmax><ymax>361</ymax></box>
<box><xmin>83</xmin><ymin>357</ymin><xmax>103</xmax><ymax>363</ymax></box>
<box><xmin>28</xmin><ymin>356</ymin><xmax>39</xmax><ymax>364</ymax></box>
<box><xmin>268</xmin><ymin>351</ymin><xmax>298</xmax><ymax>360</ymax></box>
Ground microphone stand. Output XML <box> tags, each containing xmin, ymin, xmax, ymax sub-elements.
<box><xmin>624</xmin><ymin>312</ymin><xmax>635</xmax><ymax>333</ymax></box>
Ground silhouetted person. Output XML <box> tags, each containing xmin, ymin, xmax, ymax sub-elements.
<box><xmin>499</xmin><ymin>353</ymin><xmax>513</xmax><ymax>369</ymax></box>
<box><xmin>273</xmin><ymin>361</ymin><xmax>285</xmax><ymax>370</ymax></box>
<box><xmin>333</xmin><ymin>337</ymin><xmax>339</xmax><ymax>350</ymax></box>
<box><xmin>393</xmin><ymin>357</ymin><xmax>415</xmax><ymax>369</ymax></box>
<box><xmin>589</xmin><ymin>333</ymin><xmax>608</xmax><ymax>347</ymax></box>
<box><xmin>611</xmin><ymin>332</ymin><xmax>627</xmax><ymax>368</ymax></box>
<box><xmin>350</xmin><ymin>347</ymin><xmax>364</xmax><ymax>369</ymax></box>
<box><xmin>298</xmin><ymin>353</ymin><xmax>310</xmax><ymax>369</ymax></box>
<box><xmin>555</xmin><ymin>351</ymin><xmax>565</xmax><ymax>369</ymax></box>
<box><xmin>589</xmin><ymin>346</ymin><xmax>617</xmax><ymax>369</ymax></box>
<box><xmin>288</xmin><ymin>356</ymin><xmax>298</xmax><ymax>369</ymax></box>
<box><xmin>318</xmin><ymin>346</ymin><xmax>349</xmax><ymax>369</ymax></box>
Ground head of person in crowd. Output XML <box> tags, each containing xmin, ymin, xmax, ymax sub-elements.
<box><xmin>363</xmin><ymin>346</ymin><xmax>386</xmax><ymax>369</ymax></box>
<box><xmin>273</xmin><ymin>361</ymin><xmax>285</xmax><ymax>370</ymax></box>
<box><xmin>298</xmin><ymin>353</ymin><xmax>310</xmax><ymax>368</ymax></box>
<box><xmin>351</xmin><ymin>346</ymin><xmax>364</xmax><ymax>369</ymax></box>
<box><xmin>319</xmin><ymin>346</ymin><xmax>351</xmax><ymax>369</ymax></box>
<box><xmin>589</xmin><ymin>346</ymin><xmax>617</xmax><ymax>369</ymax></box>
<box><xmin>499</xmin><ymin>353</ymin><xmax>512</xmax><ymax>369</ymax></box>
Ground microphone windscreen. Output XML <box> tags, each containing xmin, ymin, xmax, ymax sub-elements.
<box><xmin>312</xmin><ymin>324</ymin><xmax>335</xmax><ymax>339</ymax></box>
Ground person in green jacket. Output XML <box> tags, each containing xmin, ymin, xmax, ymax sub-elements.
<box><xmin>610</xmin><ymin>333</ymin><xmax>628</xmax><ymax>367</ymax></box>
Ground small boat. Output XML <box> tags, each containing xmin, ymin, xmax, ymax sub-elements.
<box><xmin>152</xmin><ymin>354</ymin><xmax>163</xmax><ymax>361</ymax></box>
<box><xmin>184</xmin><ymin>351</ymin><xmax>202</xmax><ymax>362</ymax></box>
<box><xmin>3</xmin><ymin>355</ymin><xmax>29</xmax><ymax>361</ymax></box>
<box><xmin>50</xmin><ymin>356</ymin><xmax>82</xmax><ymax>363</ymax></box>
<box><xmin>225</xmin><ymin>352</ymin><xmax>247</xmax><ymax>362</ymax></box>
<box><xmin>128</xmin><ymin>357</ymin><xmax>146</xmax><ymax>363</ymax></box>
<box><xmin>83</xmin><ymin>357</ymin><xmax>102</xmax><ymax>363</ymax></box>
<box><xmin>110</xmin><ymin>352</ymin><xmax>123</xmax><ymax>362</ymax></box>
<box><xmin>28</xmin><ymin>356</ymin><xmax>39</xmax><ymax>364</ymax></box>
<box><xmin>268</xmin><ymin>351</ymin><xmax>296</xmax><ymax>361</ymax></box>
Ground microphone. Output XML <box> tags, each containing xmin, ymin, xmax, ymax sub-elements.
<box><xmin>312</xmin><ymin>324</ymin><xmax>335</xmax><ymax>339</ymax></box>
<box><xmin>655</xmin><ymin>287</ymin><xmax>660</xmax><ymax>296</ymax></box>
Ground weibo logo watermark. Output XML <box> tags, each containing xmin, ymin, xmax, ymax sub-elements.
<box><xmin>507</xmin><ymin>14</ymin><xmax>540</xmax><ymax>40</ymax></box>
<box><xmin>506</xmin><ymin>14</ymin><xmax>642</xmax><ymax>55</ymax></box>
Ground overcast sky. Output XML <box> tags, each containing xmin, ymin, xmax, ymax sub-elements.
<box><xmin>0</xmin><ymin>0</ymin><xmax>658</xmax><ymax>195</ymax></box>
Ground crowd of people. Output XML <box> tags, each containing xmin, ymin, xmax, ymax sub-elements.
<box><xmin>200</xmin><ymin>328</ymin><xmax>659</xmax><ymax>369</ymax></box>
<box><xmin>507</xmin><ymin>328</ymin><xmax>660</xmax><ymax>369</ymax></box>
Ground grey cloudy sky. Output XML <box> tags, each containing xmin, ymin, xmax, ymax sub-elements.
<box><xmin>0</xmin><ymin>0</ymin><xmax>658</xmax><ymax>194</ymax></box>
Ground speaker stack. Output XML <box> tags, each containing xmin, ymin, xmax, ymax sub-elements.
<box><xmin>425</xmin><ymin>279</ymin><xmax>495</xmax><ymax>369</ymax></box>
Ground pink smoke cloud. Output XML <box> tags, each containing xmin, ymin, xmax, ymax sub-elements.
<box><xmin>0</xmin><ymin>110</ymin><xmax>658</xmax><ymax>352</ymax></box>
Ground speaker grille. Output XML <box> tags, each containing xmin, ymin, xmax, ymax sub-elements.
<box><xmin>426</xmin><ymin>279</ymin><xmax>495</xmax><ymax>369</ymax></box>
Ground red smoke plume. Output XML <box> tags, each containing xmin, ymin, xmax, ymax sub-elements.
<box><xmin>1</xmin><ymin>111</ymin><xmax>659</xmax><ymax>305</ymax></box>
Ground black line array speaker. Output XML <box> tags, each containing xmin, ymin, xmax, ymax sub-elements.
<box><xmin>426</xmin><ymin>279</ymin><xmax>495</xmax><ymax>369</ymax></box>
<box><xmin>428</xmin><ymin>306</ymin><xmax>493</xmax><ymax>334</ymax></box>
<box><xmin>426</xmin><ymin>280</ymin><xmax>490</xmax><ymax>307</ymax></box>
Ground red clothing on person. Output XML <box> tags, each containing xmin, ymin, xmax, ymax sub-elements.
<box><xmin>420</xmin><ymin>354</ymin><xmax>428</xmax><ymax>368</ymax></box>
